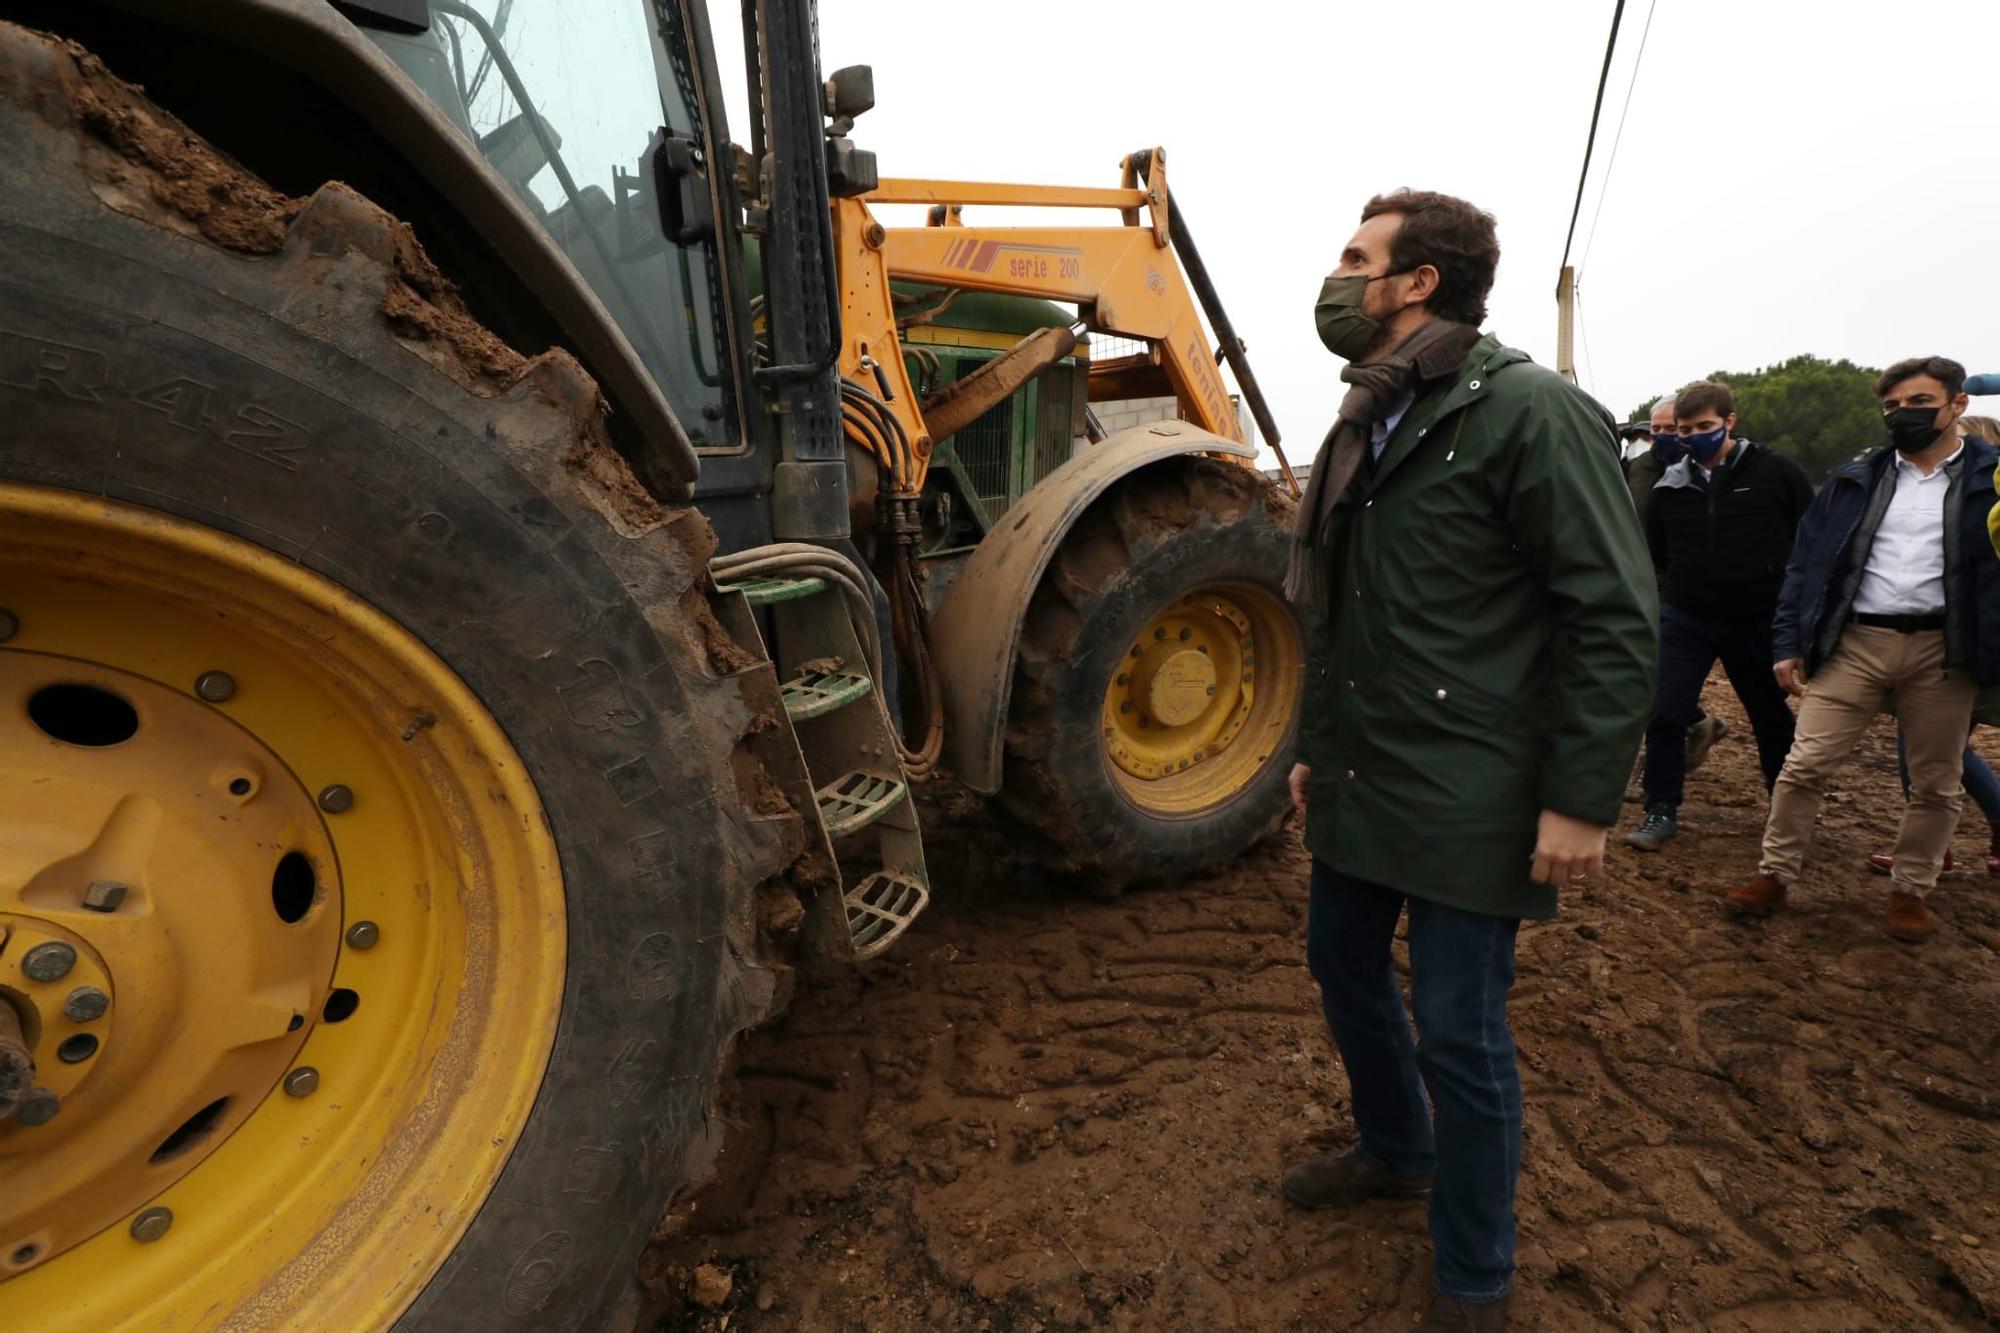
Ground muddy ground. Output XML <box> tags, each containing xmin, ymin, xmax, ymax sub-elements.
<box><xmin>648</xmin><ymin>676</ymin><xmax>2000</xmax><ymax>1330</ymax></box>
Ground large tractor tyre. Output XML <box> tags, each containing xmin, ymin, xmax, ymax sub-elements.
<box><xmin>0</xmin><ymin>33</ymin><xmax>799</xmax><ymax>1330</ymax></box>
<box><xmin>1002</xmin><ymin>459</ymin><xmax>1305</xmax><ymax>885</ymax></box>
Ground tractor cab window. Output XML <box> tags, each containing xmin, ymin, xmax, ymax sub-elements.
<box><xmin>384</xmin><ymin>1</ymin><xmax>743</xmax><ymax>450</ymax></box>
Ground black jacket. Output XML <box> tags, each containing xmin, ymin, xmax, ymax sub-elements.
<box><xmin>1774</xmin><ymin>438</ymin><xmax>2000</xmax><ymax>683</ymax></box>
<box><xmin>1624</xmin><ymin>448</ymin><xmax>1667</xmax><ymax>531</ymax></box>
<box><xmin>1644</xmin><ymin>439</ymin><xmax>1815</xmax><ymax>621</ymax></box>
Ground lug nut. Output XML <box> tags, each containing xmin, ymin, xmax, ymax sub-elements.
<box><xmin>130</xmin><ymin>1207</ymin><xmax>173</xmax><ymax>1243</ymax></box>
<box><xmin>283</xmin><ymin>1067</ymin><xmax>319</xmax><ymax>1098</ymax></box>
<box><xmin>0</xmin><ymin>608</ymin><xmax>16</xmax><ymax>642</ymax></box>
<box><xmin>84</xmin><ymin>879</ymin><xmax>128</xmax><ymax>913</ymax></box>
<box><xmin>63</xmin><ymin>986</ymin><xmax>110</xmax><ymax>1022</ymax></box>
<box><xmin>20</xmin><ymin>942</ymin><xmax>77</xmax><ymax>983</ymax></box>
<box><xmin>344</xmin><ymin>920</ymin><xmax>380</xmax><ymax>951</ymax></box>
<box><xmin>15</xmin><ymin>1088</ymin><xmax>59</xmax><ymax>1127</ymax></box>
<box><xmin>194</xmin><ymin>670</ymin><xmax>237</xmax><ymax>702</ymax></box>
<box><xmin>317</xmin><ymin>784</ymin><xmax>354</xmax><ymax>814</ymax></box>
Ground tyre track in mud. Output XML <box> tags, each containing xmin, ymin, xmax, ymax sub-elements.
<box><xmin>649</xmin><ymin>673</ymin><xmax>2000</xmax><ymax>1330</ymax></box>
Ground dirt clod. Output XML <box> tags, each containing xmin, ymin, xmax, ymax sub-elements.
<box><xmin>688</xmin><ymin>1263</ymin><xmax>733</xmax><ymax>1310</ymax></box>
<box><xmin>59</xmin><ymin>41</ymin><xmax>298</xmax><ymax>254</ymax></box>
<box><xmin>379</xmin><ymin>224</ymin><xmax>529</xmax><ymax>391</ymax></box>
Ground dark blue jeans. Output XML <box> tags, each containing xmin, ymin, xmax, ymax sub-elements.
<box><xmin>1643</xmin><ymin>604</ymin><xmax>1797</xmax><ymax>807</ymax></box>
<box><xmin>1306</xmin><ymin>860</ymin><xmax>1521</xmax><ymax>1303</ymax></box>
<box><xmin>1894</xmin><ymin>731</ymin><xmax>2000</xmax><ymax>821</ymax></box>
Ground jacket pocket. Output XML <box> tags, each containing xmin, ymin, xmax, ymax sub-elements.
<box><xmin>1348</xmin><ymin>663</ymin><xmax>1538</xmax><ymax>820</ymax></box>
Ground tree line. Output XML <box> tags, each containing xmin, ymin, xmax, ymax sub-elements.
<box><xmin>1626</xmin><ymin>354</ymin><xmax>1886</xmax><ymax>479</ymax></box>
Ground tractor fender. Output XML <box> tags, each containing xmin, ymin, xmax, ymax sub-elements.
<box><xmin>931</xmin><ymin>420</ymin><xmax>1255</xmax><ymax>794</ymax></box>
<box><xmin>79</xmin><ymin>0</ymin><xmax>699</xmax><ymax>495</ymax></box>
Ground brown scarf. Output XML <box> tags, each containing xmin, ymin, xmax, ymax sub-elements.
<box><xmin>1284</xmin><ymin>319</ymin><xmax>1484</xmax><ymax>612</ymax></box>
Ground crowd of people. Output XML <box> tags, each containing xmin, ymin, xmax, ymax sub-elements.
<box><xmin>1281</xmin><ymin>183</ymin><xmax>1996</xmax><ymax>1332</ymax></box>
<box><xmin>1614</xmin><ymin>364</ymin><xmax>2000</xmax><ymax>943</ymax></box>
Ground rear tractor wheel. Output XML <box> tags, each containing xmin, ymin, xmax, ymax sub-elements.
<box><xmin>1003</xmin><ymin>459</ymin><xmax>1305</xmax><ymax>885</ymax></box>
<box><xmin>0</xmin><ymin>28</ymin><xmax>794</xmax><ymax>1329</ymax></box>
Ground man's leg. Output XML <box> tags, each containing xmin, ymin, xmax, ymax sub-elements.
<box><xmin>1405</xmin><ymin>896</ymin><xmax>1522</xmax><ymax>1305</ymax></box>
<box><xmin>1962</xmin><ymin>743</ymin><xmax>2000</xmax><ymax>822</ymax></box>
<box><xmin>1641</xmin><ymin>608</ymin><xmax>1716</xmax><ymax>806</ymax></box>
<box><xmin>1885</xmin><ymin>633</ymin><xmax>1976</xmax><ymax>897</ymax></box>
<box><xmin>1302</xmin><ymin>861</ymin><xmax>1436</xmax><ymax>1179</ymax></box>
<box><xmin>1714</xmin><ymin>617</ymin><xmax>1798</xmax><ymax>792</ymax></box>
<box><xmin>1633</xmin><ymin>608</ymin><xmax>1716</xmax><ymax>848</ymax></box>
<box><xmin>1757</xmin><ymin>629</ymin><xmax>1894</xmax><ymax>887</ymax></box>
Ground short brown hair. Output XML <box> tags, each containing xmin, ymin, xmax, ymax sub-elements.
<box><xmin>1358</xmin><ymin>189</ymin><xmax>1500</xmax><ymax>326</ymax></box>
<box><xmin>1675</xmin><ymin>381</ymin><xmax>1735</xmax><ymax>420</ymax></box>
<box><xmin>1874</xmin><ymin>355</ymin><xmax>1966</xmax><ymax>399</ymax></box>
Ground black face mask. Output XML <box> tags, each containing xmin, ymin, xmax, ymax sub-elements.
<box><xmin>1885</xmin><ymin>405</ymin><xmax>1945</xmax><ymax>454</ymax></box>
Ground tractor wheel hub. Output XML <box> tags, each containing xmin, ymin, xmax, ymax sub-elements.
<box><xmin>0</xmin><ymin>652</ymin><xmax>336</xmax><ymax>1275</ymax></box>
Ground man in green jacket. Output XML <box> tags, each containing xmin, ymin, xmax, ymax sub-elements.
<box><xmin>1282</xmin><ymin>189</ymin><xmax>1657</xmax><ymax>1332</ymax></box>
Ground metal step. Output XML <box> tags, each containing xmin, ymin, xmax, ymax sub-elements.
<box><xmin>780</xmin><ymin>665</ymin><xmax>873</xmax><ymax>721</ymax></box>
<box><xmin>845</xmin><ymin>871</ymin><xmax>930</xmax><ymax>960</ymax></box>
<box><xmin>815</xmin><ymin>770</ymin><xmax>906</xmax><ymax>838</ymax></box>
<box><xmin>722</xmin><ymin>574</ymin><xmax>826</xmax><ymax>607</ymax></box>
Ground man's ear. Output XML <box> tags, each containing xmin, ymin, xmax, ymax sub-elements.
<box><xmin>1404</xmin><ymin>263</ymin><xmax>1441</xmax><ymax>308</ymax></box>
<box><xmin>1725</xmin><ymin>412</ymin><xmax>1738</xmax><ymax>434</ymax></box>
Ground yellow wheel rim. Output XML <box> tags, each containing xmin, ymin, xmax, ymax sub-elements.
<box><xmin>0</xmin><ymin>483</ymin><xmax>564</xmax><ymax>1330</ymax></box>
<box><xmin>1100</xmin><ymin>583</ymin><xmax>1303</xmax><ymax>815</ymax></box>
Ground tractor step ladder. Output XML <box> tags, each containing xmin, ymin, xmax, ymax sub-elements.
<box><xmin>714</xmin><ymin>552</ymin><xmax>931</xmax><ymax>961</ymax></box>
<box><xmin>779</xmin><ymin>665</ymin><xmax>873</xmax><ymax>721</ymax></box>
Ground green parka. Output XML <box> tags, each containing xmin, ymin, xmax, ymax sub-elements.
<box><xmin>1297</xmin><ymin>334</ymin><xmax>1658</xmax><ymax>919</ymax></box>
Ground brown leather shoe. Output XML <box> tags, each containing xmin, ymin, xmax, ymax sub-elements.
<box><xmin>1280</xmin><ymin>1149</ymin><xmax>1432</xmax><ymax>1209</ymax></box>
<box><xmin>1884</xmin><ymin>891</ymin><xmax>1936</xmax><ymax>943</ymax></box>
<box><xmin>1416</xmin><ymin>1291</ymin><xmax>1512</xmax><ymax>1331</ymax></box>
<box><xmin>1866</xmin><ymin>850</ymin><xmax>1952</xmax><ymax>876</ymax></box>
<box><xmin>1724</xmin><ymin>872</ymin><xmax>1787</xmax><ymax>918</ymax></box>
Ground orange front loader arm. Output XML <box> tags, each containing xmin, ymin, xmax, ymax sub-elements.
<box><xmin>830</xmin><ymin>149</ymin><xmax>1296</xmax><ymax>497</ymax></box>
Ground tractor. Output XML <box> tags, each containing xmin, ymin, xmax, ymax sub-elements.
<box><xmin>0</xmin><ymin>0</ymin><xmax>1303</xmax><ymax>1325</ymax></box>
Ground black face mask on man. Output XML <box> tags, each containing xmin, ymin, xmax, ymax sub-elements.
<box><xmin>1313</xmin><ymin>270</ymin><xmax>1408</xmax><ymax>361</ymax></box>
<box><xmin>1884</xmin><ymin>405</ymin><xmax>1948</xmax><ymax>455</ymax></box>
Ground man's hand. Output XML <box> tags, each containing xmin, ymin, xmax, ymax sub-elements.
<box><xmin>1774</xmin><ymin>658</ymin><xmax>1808</xmax><ymax>698</ymax></box>
<box><xmin>1530</xmin><ymin>809</ymin><xmax>1607</xmax><ymax>886</ymax></box>
<box><xmin>1289</xmin><ymin>762</ymin><xmax>1309</xmax><ymax>818</ymax></box>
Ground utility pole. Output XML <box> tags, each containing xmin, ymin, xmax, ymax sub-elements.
<box><xmin>1554</xmin><ymin>265</ymin><xmax>1577</xmax><ymax>384</ymax></box>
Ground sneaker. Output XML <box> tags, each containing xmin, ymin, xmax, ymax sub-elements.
<box><xmin>1281</xmin><ymin>1149</ymin><xmax>1432</xmax><ymax>1210</ymax></box>
<box><xmin>1685</xmin><ymin>714</ymin><xmax>1730</xmax><ymax>772</ymax></box>
<box><xmin>1866</xmin><ymin>850</ymin><xmax>1953</xmax><ymax>876</ymax></box>
<box><xmin>1724</xmin><ymin>872</ymin><xmax>1787</xmax><ymax>918</ymax></box>
<box><xmin>1624</xmin><ymin>803</ymin><xmax>1678</xmax><ymax>851</ymax></box>
<box><xmin>1883</xmin><ymin>891</ymin><xmax>1936</xmax><ymax>943</ymax></box>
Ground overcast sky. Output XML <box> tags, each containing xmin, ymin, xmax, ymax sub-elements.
<box><xmin>792</xmin><ymin>0</ymin><xmax>1997</xmax><ymax>467</ymax></box>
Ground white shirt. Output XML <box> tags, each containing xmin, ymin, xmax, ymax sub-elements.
<box><xmin>1369</xmin><ymin>388</ymin><xmax>1418</xmax><ymax>460</ymax></box>
<box><xmin>1852</xmin><ymin>444</ymin><xmax>1964</xmax><ymax>615</ymax></box>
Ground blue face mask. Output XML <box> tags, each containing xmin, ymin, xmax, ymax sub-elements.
<box><xmin>1680</xmin><ymin>425</ymin><xmax>1729</xmax><ymax>465</ymax></box>
<box><xmin>1650</xmin><ymin>432</ymin><xmax>1689</xmax><ymax>465</ymax></box>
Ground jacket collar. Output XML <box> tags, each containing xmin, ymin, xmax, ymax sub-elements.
<box><xmin>1368</xmin><ymin>333</ymin><xmax>1527</xmax><ymax>487</ymax></box>
<box><xmin>1828</xmin><ymin>436</ymin><xmax>1997</xmax><ymax>491</ymax></box>
<box><xmin>1655</xmin><ymin>437</ymin><xmax>1756</xmax><ymax>490</ymax></box>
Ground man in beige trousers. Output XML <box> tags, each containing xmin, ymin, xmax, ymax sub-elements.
<box><xmin>1727</xmin><ymin>356</ymin><xmax>2000</xmax><ymax>942</ymax></box>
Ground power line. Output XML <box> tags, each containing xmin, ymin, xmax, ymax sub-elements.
<box><xmin>1559</xmin><ymin>0</ymin><xmax>1630</xmax><ymax>273</ymax></box>
<box><xmin>1578</xmin><ymin>0</ymin><xmax>1660</xmax><ymax>276</ymax></box>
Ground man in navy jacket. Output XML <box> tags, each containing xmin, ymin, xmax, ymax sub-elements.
<box><xmin>1727</xmin><ymin>356</ymin><xmax>2000</xmax><ymax>942</ymax></box>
